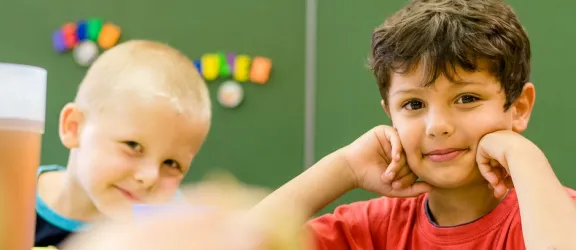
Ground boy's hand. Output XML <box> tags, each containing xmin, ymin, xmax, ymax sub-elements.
<box><xmin>343</xmin><ymin>125</ymin><xmax>431</xmax><ymax>197</ymax></box>
<box><xmin>476</xmin><ymin>130</ymin><xmax>529</xmax><ymax>199</ymax></box>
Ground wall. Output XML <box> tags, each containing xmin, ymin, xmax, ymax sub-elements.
<box><xmin>0</xmin><ymin>0</ymin><xmax>306</xmax><ymax>188</ymax></box>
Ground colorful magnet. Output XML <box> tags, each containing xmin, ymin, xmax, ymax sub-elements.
<box><xmin>227</xmin><ymin>53</ymin><xmax>236</xmax><ymax>73</ymax></box>
<box><xmin>73</xmin><ymin>40</ymin><xmax>99</xmax><ymax>67</ymax></box>
<box><xmin>97</xmin><ymin>22</ymin><xmax>121</xmax><ymax>49</ymax></box>
<box><xmin>218</xmin><ymin>52</ymin><xmax>231</xmax><ymax>78</ymax></box>
<box><xmin>52</xmin><ymin>30</ymin><xmax>67</xmax><ymax>53</ymax></box>
<box><xmin>87</xmin><ymin>18</ymin><xmax>104</xmax><ymax>41</ymax></box>
<box><xmin>218</xmin><ymin>80</ymin><xmax>244</xmax><ymax>108</ymax></box>
<box><xmin>61</xmin><ymin>22</ymin><xmax>78</xmax><ymax>49</ymax></box>
<box><xmin>76</xmin><ymin>20</ymin><xmax>88</xmax><ymax>41</ymax></box>
<box><xmin>249</xmin><ymin>56</ymin><xmax>272</xmax><ymax>84</ymax></box>
<box><xmin>201</xmin><ymin>54</ymin><xmax>220</xmax><ymax>80</ymax></box>
<box><xmin>233</xmin><ymin>55</ymin><xmax>251</xmax><ymax>82</ymax></box>
<box><xmin>193</xmin><ymin>59</ymin><xmax>202</xmax><ymax>75</ymax></box>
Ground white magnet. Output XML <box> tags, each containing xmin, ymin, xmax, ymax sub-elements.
<box><xmin>217</xmin><ymin>80</ymin><xmax>244</xmax><ymax>108</ymax></box>
<box><xmin>73</xmin><ymin>40</ymin><xmax>99</xmax><ymax>67</ymax></box>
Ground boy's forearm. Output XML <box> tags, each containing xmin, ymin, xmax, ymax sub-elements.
<box><xmin>252</xmin><ymin>149</ymin><xmax>356</xmax><ymax>219</ymax></box>
<box><xmin>508</xmin><ymin>144</ymin><xmax>576</xmax><ymax>250</ymax></box>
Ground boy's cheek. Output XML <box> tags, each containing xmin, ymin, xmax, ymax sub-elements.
<box><xmin>162</xmin><ymin>176</ymin><xmax>184</xmax><ymax>188</ymax></box>
<box><xmin>397</xmin><ymin>130</ymin><xmax>420</xmax><ymax>157</ymax></box>
<box><xmin>149</xmin><ymin>179</ymin><xmax>182</xmax><ymax>201</ymax></box>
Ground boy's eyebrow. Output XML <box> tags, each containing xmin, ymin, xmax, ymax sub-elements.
<box><xmin>391</xmin><ymin>80</ymin><xmax>485</xmax><ymax>97</ymax></box>
<box><xmin>450</xmin><ymin>79</ymin><xmax>485</xmax><ymax>86</ymax></box>
<box><xmin>391</xmin><ymin>88</ymin><xmax>422</xmax><ymax>97</ymax></box>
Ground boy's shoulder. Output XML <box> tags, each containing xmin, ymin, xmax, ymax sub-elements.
<box><xmin>308</xmin><ymin>185</ymin><xmax>576</xmax><ymax>225</ymax></box>
<box><xmin>38</xmin><ymin>164</ymin><xmax>66</xmax><ymax>175</ymax></box>
<box><xmin>37</xmin><ymin>165</ymin><xmax>68</xmax><ymax>190</ymax></box>
<box><xmin>306</xmin><ymin>194</ymin><xmax>425</xmax><ymax>249</ymax></box>
<box><xmin>35</xmin><ymin>165</ymin><xmax>84</xmax><ymax>248</ymax></box>
<box><xmin>326</xmin><ymin>193</ymin><xmax>425</xmax><ymax>219</ymax></box>
<box><xmin>308</xmin><ymin>194</ymin><xmax>425</xmax><ymax>232</ymax></box>
<box><xmin>36</xmin><ymin>165</ymin><xmax>68</xmax><ymax>214</ymax></box>
<box><xmin>317</xmin><ymin>186</ymin><xmax>576</xmax><ymax>216</ymax></box>
<box><xmin>337</xmin><ymin>192</ymin><xmax>425</xmax><ymax>213</ymax></box>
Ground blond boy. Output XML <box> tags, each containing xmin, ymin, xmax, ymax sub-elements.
<box><xmin>34</xmin><ymin>40</ymin><xmax>211</xmax><ymax>247</ymax></box>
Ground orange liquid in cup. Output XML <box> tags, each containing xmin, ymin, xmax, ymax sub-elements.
<box><xmin>0</xmin><ymin>118</ymin><xmax>43</xmax><ymax>250</ymax></box>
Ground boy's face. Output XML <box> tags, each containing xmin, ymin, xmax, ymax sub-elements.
<box><xmin>64</xmin><ymin>94</ymin><xmax>209</xmax><ymax>218</ymax></box>
<box><xmin>384</xmin><ymin>63</ymin><xmax>533</xmax><ymax>188</ymax></box>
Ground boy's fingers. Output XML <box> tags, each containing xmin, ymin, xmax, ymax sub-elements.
<box><xmin>383</xmin><ymin>127</ymin><xmax>406</xmax><ymax>180</ymax></box>
<box><xmin>482</xmin><ymin>171</ymin><xmax>499</xmax><ymax>186</ymax></box>
<box><xmin>393</xmin><ymin>165</ymin><xmax>411</xmax><ymax>181</ymax></box>
<box><xmin>392</xmin><ymin>172</ymin><xmax>418</xmax><ymax>189</ymax></box>
<box><xmin>478</xmin><ymin>162</ymin><xmax>501</xmax><ymax>186</ymax></box>
<box><xmin>384</xmin><ymin>160</ymin><xmax>401</xmax><ymax>180</ymax></box>
<box><xmin>410</xmin><ymin>181</ymin><xmax>432</xmax><ymax>195</ymax></box>
<box><xmin>396</xmin><ymin>152</ymin><xmax>407</xmax><ymax>169</ymax></box>
<box><xmin>384</xmin><ymin>127</ymin><xmax>402</xmax><ymax>161</ymax></box>
<box><xmin>476</xmin><ymin>158</ymin><xmax>492</xmax><ymax>175</ymax></box>
<box><xmin>383</xmin><ymin>154</ymin><xmax>409</xmax><ymax>181</ymax></box>
<box><xmin>489</xmin><ymin>159</ymin><xmax>500</xmax><ymax>168</ymax></box>
<box><xmin>498</xmin><ymin>167</ymin><xmax>509</xmax><ymax>180</ymax></box>
<box><xmin>493</xmin><ymin>183</ymin><xmax>508</xmax><ymax>199</ymax></box>
<box><xmin>394</xmin><ymin>181</ymin><xmax>432</xmax><ymax>197</ymax></box>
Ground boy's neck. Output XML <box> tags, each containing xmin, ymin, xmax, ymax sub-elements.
<box><xmin>54</xmin><ymin>172</ymin><xmax>102</xmax><ymax>222</ymax></box>
<box><xmin>427</xmin><ymin>182</ymin><xmax>503</xmax><ymax>227</ymax></box>
<box><xmin>38</xmin><ymin>161</ymin><xmax>101</xmax><ymax>222</ymax></box>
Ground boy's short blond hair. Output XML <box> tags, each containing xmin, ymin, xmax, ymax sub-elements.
<box><xmin>74</xmin><ymin>40</ymin><xmax>211</xmax><ymax>121</ymax></box>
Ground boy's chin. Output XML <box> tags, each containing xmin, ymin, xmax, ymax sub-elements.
<box><xmin>420</xmin><ymin>172</ymin><xmax>485</xmax><ymax>190</ymax></box>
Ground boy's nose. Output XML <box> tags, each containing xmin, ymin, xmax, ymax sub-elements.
<box><xmin>425</xmin><ymin>109</ymin><xmax>455</xmax><ymax>138</ymax></box>
<box><xmin>133</xmin><ymin>164</ymin><xmax>160</xmax><ymax>188</ymax></box>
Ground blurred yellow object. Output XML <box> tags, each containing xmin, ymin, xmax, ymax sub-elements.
<box><xmin>233</xmin><ymin>55</ymin><xmax>251</xmax><ymax>82</ymax></box>
<box><xmin>61</xmin><ymin>171</ymin><xmax>310</xmax><ymax>250</ymax></box>
<box><xmin>33</xmin><ymin>247</ymin><xmax>58</xmax><ymax>250</ymax></box>
<box><xmin>201</xmin><ymin>54</ymin><xmax>220</xmax><ymax>81</ymax></box>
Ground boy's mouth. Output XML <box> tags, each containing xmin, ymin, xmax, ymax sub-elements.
<box><xmin>115</xmin><ymin>186</ymin><xmax>142</xmax><ymax>202</ymax></box>
<box><xmin>423</xmin><ymin>148</ymin><xmax>468</xmax><ymax>162</ymax></box>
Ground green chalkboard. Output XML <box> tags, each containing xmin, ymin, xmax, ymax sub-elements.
<box><xmin>315</xmin><ymin>0</ymin><xmax>576</xmax><ymax>213</ymax></box>
<box><xmin>0</xmin><ymin>0</ymin><xmax>306</xmax><ymax>188</ymax></box>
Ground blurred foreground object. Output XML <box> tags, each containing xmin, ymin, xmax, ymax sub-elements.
<box><xmin>0</xmin><ymin>63</ymin><xmax>46</xmax><ymax>250</ymax></box>
<box><xmin>61</xmin><ymin>171</ymin><xmax>311</xmax><ymax>250</ymax></box>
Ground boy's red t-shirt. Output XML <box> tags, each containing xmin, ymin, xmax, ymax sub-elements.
<box><xmin>307</xmin><ymin>188</ymin><xmax>576</xmax><ymax>250</ymax></box>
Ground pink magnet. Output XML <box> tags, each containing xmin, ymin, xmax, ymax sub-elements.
<box><xmin>227</xmin><ymin>53</ymin><xmax>236</xmax><ymax>73</ymax></box>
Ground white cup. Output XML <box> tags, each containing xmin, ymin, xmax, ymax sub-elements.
<box><xmin>0</xmin><ymin>63</ymin><xmax>47</xmax><ymax>133</ymax></box>
<box><xmin>0</xmin><ymin>63</ymin><xmax>47</xmax><ymax>249</ymax></box>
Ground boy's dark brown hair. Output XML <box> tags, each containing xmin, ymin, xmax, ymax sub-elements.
<box><xmin>370</xmin><ymin>0</ymin><xmax>530</xmax><ymax>109</ymax></box>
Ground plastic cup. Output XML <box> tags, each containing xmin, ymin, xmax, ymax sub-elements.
<box><xmin>0</xmin><ymin>63</ymin><xmax>46</xmax><ymax>249</ymax></box>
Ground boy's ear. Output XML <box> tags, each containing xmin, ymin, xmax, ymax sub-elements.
<box><xmin>511</xmin><ymin>82</ymin><xmax>536</xmax><ymax>133</ymax></box>
<box><xmin>59</xmin><ymin>103</ymin><xmax>84</xmax><ymax>149</ymax></box>
<box><xmin>381</xmin><ymin>99</ymin><xmax>391</xmax><ymax>118</ymax></box>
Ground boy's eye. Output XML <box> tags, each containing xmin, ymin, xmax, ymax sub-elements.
<box><xmin>125</xmin><ymin>141</ymin><xmax>143</xmax><ymax>152</ymax></box>
<box><xmin>456</xmin><ymin>95</ymin><xmax>479</xmax><ymax>104</ymax></box>
<box><xmin>402</xmin><ymin>100</ymin><xmax>424</xmax><ymax>110</ymax></box>
<box><xmin>163</xmin><ymin>159</ymin><xmax>181</xmax><ymax>171</ymax></box>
